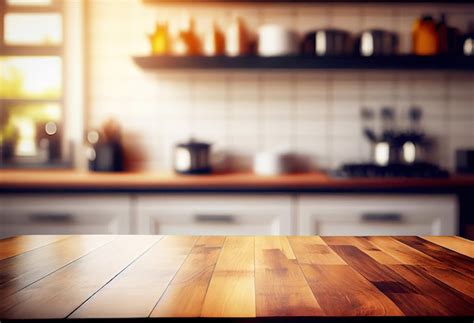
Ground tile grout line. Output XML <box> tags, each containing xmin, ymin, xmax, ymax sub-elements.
<box><xmin>66</xmin><ymin>235</ymin><xmax>164</xmax><ymax>319</ymax></box>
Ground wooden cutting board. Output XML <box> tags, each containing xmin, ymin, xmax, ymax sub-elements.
<box><xmin>0</xmin><ymin>235</ymin><xmax>472</xmax><ymax>320</ymax></box>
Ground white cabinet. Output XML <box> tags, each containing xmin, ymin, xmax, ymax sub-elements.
<box><xmin>0</xmin><ymin>195</ymin><xmax>130</xmax><ymax>238</ymax></box>
<box><xmin>297</xmin><ymin>195</ymin><xmax>458</xmax><ymax>236</ymax></box>
<box><xmin>136</xmin><ymin>195</ymin><xmax>293</xmax><ymax>235</ymax></box>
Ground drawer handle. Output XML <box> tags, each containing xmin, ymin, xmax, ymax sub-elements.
<box><xmin>361</xmin><ymin>213</ymin><xmax>403</xmax><ymax>223</ymax></box>
<box><xmin>29</xmin><ymin>213</ymin><xmax>75</xmax><ymax>224</ymax></box>
<box><xmin>194</xmin><ymin>214</ymin><xmax>235</xmax><ymax>224</ymax></box>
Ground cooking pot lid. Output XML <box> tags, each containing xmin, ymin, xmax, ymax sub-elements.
<box><xmin>177</xmin><ymin>138</ymin><xmax>211</xmax><ymax>149</ymax></box>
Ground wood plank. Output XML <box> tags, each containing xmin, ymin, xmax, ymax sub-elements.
<box><xmin>288</xmin><ymin>236</ymin><xmax>346</xmax><ymax>265</ymax></box>
<box><xmin>0</xmin><ymin>235</ymin><xmax>114</xmax><ymax>299</ymax></box>
<box><xmin>323</xmin><ymin>236</ymin><xmax>403</xmax><ymax>265</ymax></box>
<box><xmin>201</xmin><ymin>237</ymin><xmax>255</xmax><ymax>317</ymax></box>
<box><xmin>0</xmin><ymin>235</ymin><xmax>160</xmax><ymax>319</ymax></box>
<box><xmin>418</xmin><ymin>266</ymin><xmax>474</xmax><ymax>298</ymax></box>
<box><xmin>0</xmin><ymin>235</ymin><xmax>69</xmax><ymax>260</ymax></box>
<box><xmin>328</xmin><ymin>244</ymin><xmax>450</xmax><ymax>316</ymax></box>
<box><xmin>69</xmin><ymin>236</ymin><xmax>197</xmax><ymax>318</ymax></box>
<box><xmin>366</xmin><ymin>237</ymin><xmax>440</xmax><ymax>267</ymax></box>
<box><xmin>422</xmin><ymin>236</ymin><xmax>474</xmax><ymax>258</ymax></box>
<box><xmin>150</xmin><ymin>236</ymin><xmax>225</xmax><ymax>318</ymax></box>
<box><xmin>388</xmin><ymin>264</ymin><xmax>474</xmax><ymax>316</ymax></box>
<box><xmin>299</xmin><ymin>264</ymin><xmax>404</xmax><ymax>316</ymax></box>
<box><xmin>395</xmin><ymin>236</ymin><xmax>474</xmax><ymax>277</ymax></box>
<box><xmin>254</xmin><ymin>236</ymin><xmax>323</xmax><ymax>317</ymax></box>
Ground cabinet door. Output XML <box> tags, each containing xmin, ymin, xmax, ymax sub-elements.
<box><xmin>136</xmin><ymin>195</ymin><xmax>293</xmax><ymax>235</ymax></box>
<box><xmin>297</xmin><ymin>195</ymin><xmax>457</xmax><ymax>236</ymax></box>
<box><xmin>0</xmin><ymin>195</ymin><xmax>130</xmax><ymax>238</ymax></box>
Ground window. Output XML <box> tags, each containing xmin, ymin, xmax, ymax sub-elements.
<box><xmin>0</xmin><ymin>0</ymin><xmax>65</xmax><ymax>166</ymax></box>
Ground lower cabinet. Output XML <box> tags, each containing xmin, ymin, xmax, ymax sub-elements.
<box><xmin>297</xmin><ymin>194</ymin><xmax>458</xmax><ymax>236</ymax></box>
<box><xmin>136</xmin><ymin>195</ymin><xmax>293</xmax><ymax>235</ymax></box>
<box><xmin>0</xmin><ymin>195</ymin><xmax>130</xmax><ymax>238</ymax></box>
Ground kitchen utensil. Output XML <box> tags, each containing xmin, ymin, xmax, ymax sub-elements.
<box><xmin>203</xmin><ymin>22</ymin><xmax>225</xmax><ymax>56</ymax></box>
<box><xmin>225</xmin><ymin>17</ymin><xmax>250</xmax><ymax>57</ymax></box>
<box><xmin>174</xmin><ymin>138</ymin><xmax>212</xmax><ymax>174</ymax></box>
<box><xmin>358</xmin><ymin>29</ymin><xmax>398</xmax><ymax>56</ymax></box>
<box><xmin>360</xmin><ymin>107</ymin><xmax>377</xmax><ymax>143</ymax></box>
<box><xmin>253</xmin><ymin>151</ymin><xmax>293</xmax><ymax>176</ymax></box>
<box><xmin>456</xmin><ymin>149</ymin><xmax>474</xmax><ymax>174</ymax></box>
<box><xmin>172</xmin><ymin>16</ymin><xmax>200</xmax><ymax>56</ymax></box>
<box><xmin>301</xmin><ymin>29</ymin><xmax>352</xmax><ymax>56</ymax></box>
<box><xmin>464</xmin><ymin>23</ymin><xmax>474</xmax><ymax>56</ymax></box>
<box><xmin>148</xmin><ymin>22</ymin><xmax>170</xmax><ymax>55</ymax></box>
<box><xmin>413</xmin><ymin>15</ymin><xmax>438</xmax><ymax>55</ymax></box>
<box><xmin>258</xmin><ymin>25</ymin><xmax>298</xmax><ymax>57</ymax></box>
<box><xmin>87</xmin><ymin>119</ymin><xmax>124</xmax><ymax>172</ymax></box>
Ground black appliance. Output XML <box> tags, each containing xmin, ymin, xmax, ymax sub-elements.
<box><xmin>456</xmin><ymin>150</ymin><xmax>474</xmax><ymax>174</ymax></box>
<box><xmin>331</xmin><ymin>162</ymin><xmax>449</xmax><ymax>178</ymax></box>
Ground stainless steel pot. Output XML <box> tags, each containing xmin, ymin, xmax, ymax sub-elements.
<box><xmin>302</xmin><ymin>29</ymin><xmax>352</xmax><ymax>56</ymax></box>
<box><xmin>358</xmin><ymin>29</ymin><xmax>398</xmax><ymax>56</ymax></box>
<box><xmin>174</xmin><ymin>138</ymin><xmax>212</xmax><ymax>174</ymax></box>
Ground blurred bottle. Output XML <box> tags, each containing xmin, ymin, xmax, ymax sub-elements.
<box><xmin>225</xmin><ymin>17</ymin><xmax>250</xmax><ymax>56</ymax></box>
<box><xmin>148</xmin><ymin>22</ymin><xmax>170</xmax><ymax>55</ymax></box>
<box><xmin>203</xmin><ymin>21</ymin><xmax>225</xmax><ymax>56</ymax></box>
<box><xmin>413</xmin><ymin>15</ymin><xmax>438</xmax><ymax>55</ymax></box>
<box><xmin>172</xmin><ymin>15</ymin><xmax>200</xmax><ymax>56</ymax></box>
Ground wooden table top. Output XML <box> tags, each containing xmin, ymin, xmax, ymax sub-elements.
<box><xmin>2</xmin><ymin>170</ymin><xmax>474</xmax><ymax>191</ymax></box>
<box><xmin>0</xmin><ymin>235</ymin><xmax>473</xmax><ymax>320</ymax></box>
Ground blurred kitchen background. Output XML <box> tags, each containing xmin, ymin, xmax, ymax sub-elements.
<box><xmin>1</xmin><ymin>0</ymin><xmax>474</xmax><ymax>239</ymax></box>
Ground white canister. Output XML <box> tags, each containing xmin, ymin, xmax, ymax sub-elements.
<box><xmin>253</xmin><ymin>151</ymin><xmax>292</xmax><ymax>176</ymax></box>
<box><xmin>257</xmin><ymin>25</ymin><xmax>299</xmax><ymax>57</ymax></box>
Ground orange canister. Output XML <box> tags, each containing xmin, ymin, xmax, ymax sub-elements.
<box><xmin>413</xmin><ymin>15</ymin><xmax>439</xmax><ymax>55</ymax></box>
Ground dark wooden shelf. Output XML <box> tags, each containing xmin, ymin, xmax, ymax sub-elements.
<box><xmin>133</xmin><ymin>55</ymin><xmax>474</xmax><ymax>71</ymax></box>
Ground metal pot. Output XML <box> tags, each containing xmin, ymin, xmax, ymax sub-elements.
<box><xmin>174</xmin><ymin>138</ymin><xmax>212</xmax><ymax>174</ymax></box>
<box><xmin>302</xmin><ymin>29</ymin><xmax>352</xmax><ymax>56</ymax></box>
<box><xmin>358</xmin><ymin>29</ymin><xmax>398</xmax><ymax>56</ymax></box>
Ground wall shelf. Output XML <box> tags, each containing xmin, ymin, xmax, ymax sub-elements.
<box><xmin>133</xmin><ymin>55</ymin><xmax>474</xmax><ymax>71</ymax></box>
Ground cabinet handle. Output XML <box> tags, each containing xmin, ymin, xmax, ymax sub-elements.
<box><xmin>194</xmin><ymin>214</ymin><xmax>235</xmax><ymax>224</ymax></box>
<box><xmin>361</xmin><ymin>213</ymin><xmax>403</xmax><ymax>223</ymax></box>
<box><xmin>29</xmin><ymin>213</ymin><xmax>75</xmax><ymax>224</ymax></box>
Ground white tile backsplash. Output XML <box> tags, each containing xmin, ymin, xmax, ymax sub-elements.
<box><xmin>88</xmin><ymin>0</ymin><xmax>474</xmax><ymax>171</ymax></box>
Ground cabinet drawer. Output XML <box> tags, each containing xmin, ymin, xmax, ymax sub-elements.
<box><xmin>136</xmin><ymin>195</ymin><xmax>293</xmax><ymax>235</ymax></box>
<box><xmin>297</xmin><ymin>195</ymin><xmax>457</xmax><ymax>236</ymax></box>
<box><xmin>0</xmin><ymin>195</ymin><xmax>130</xmax><ymax>237</ymax></box>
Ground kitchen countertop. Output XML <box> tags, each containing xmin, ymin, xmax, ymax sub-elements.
<box><xmin>1</xmin><ymin>170</ymin><xmax>474</xmax><ymax>192</ymax></box>
<box><xmin>0</xmin><ymin>235</ymin><xmax>472</xmax><ymax>320</ymax></box>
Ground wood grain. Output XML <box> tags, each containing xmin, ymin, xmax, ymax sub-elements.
<box><xmin>0</xmin><ymin>235</ymin><xmax>69</xmax><ymax>260</ymax></box>
<box><xmin>0</xmin><ymin>235</ymin><xmax>113</xmax><ymax>299</ymax></box>
<box><xmin>422</xmin><ymin>236</ymin><xmax>474</xmax><ymax>258</ymax></box>
<box><xmin>323</xmin><ymin>236</ymin><xmax>403</xmax><ymax>265</ymax></box>
<box><xmin>366</xmin><ymin>236</ymin><xmax>440</xmax><ymax>267</ymax></box>
<box><xmin>70</xmin><ymin>236</ymin><xmax>197</xmax><ymax>318</ymax></box>
<box><xmin>299</xmin><ymin>264</ymin><xmax>404</xmax><ymax>316</ymax></box>
<box><xmin>201</xmin><ymin>237</ymin><xmax>255</xmax><ymax>317</ymax></box>
<box><xmin>0</xmin><ymin>235</ymin><xmax>160</xmax><ymax>319</ymax></box>
<box><xmin>255</xmin><ymin>236</ymin><xmax>323</xmax><ymax>317</ymax></box>
<box><xmin>396</xmin><ymin>236</ymin><xmax>474</xmax><ymax>277</ymax></box>
<box><xmin>0</xmin><ymin>235</ymin><xmax>473</xmax><ymax>319</ymax></box>
<box><xmin>328</xmin><ymin>243</ymin><xmax>450</xmax><ymax>316</ymax></box>
<box><xmin>150</xmin><ymin>236</ymin><xmax>225</xmax><ymax>317</ymax></box>
<box><xmin>288</xmin><ymin>236</ymin><xmax>345</xmax><ymax>265</ymax></box>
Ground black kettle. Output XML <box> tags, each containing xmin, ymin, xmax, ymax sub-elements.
<box><xmin>173</xmin><ymin>138</ymin><xmax>212</xmax><ymax>175</ymax></box>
